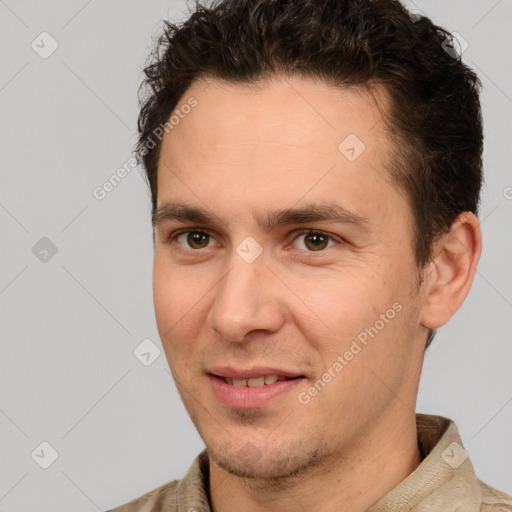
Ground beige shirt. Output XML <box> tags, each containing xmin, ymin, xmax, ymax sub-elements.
<box><xmin>107</xmin><ymin>414</ymin><xmax>512</xmax><ymax>512</ymax></box>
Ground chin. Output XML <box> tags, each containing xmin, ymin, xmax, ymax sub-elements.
<box><xmin>206</xmin><ymin>438</ymin><xmax>327</xmax><ymax>481</ymax></box>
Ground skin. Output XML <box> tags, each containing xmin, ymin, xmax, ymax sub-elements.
<box><xmin>152</xmin><ymin>75</ymin><xmax>482</xmax><ymax>512</ymax></box>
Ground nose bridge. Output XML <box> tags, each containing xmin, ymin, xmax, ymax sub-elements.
<box><xmin>207</xmin><ymin>243</ymin><xmax>283</xmax><ymax>342</ymax></box>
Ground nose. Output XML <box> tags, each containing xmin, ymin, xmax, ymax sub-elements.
<box><xmin>206</xmin><ymin>247</ymin><xmax>286</xmax><ymax>343</ymax></box>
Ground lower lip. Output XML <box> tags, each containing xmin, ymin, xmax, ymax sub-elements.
<box><xmin>208</xmin><ymin>375</ymin><xmax>304</xmax><ymax>409</ymax></box>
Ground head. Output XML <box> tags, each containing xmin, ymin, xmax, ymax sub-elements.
<box><xmin>139</xmin><ymin>0</ymin><xmax>483</xmax><ymax>480</ymax></box>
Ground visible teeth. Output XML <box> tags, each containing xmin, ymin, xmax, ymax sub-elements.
<box><xmin>247</xmin><ymin>377</ymin><xmax>265</xmax><ymax>387</ymax></box>
<box><xmin>222</xmin><ymin>375</ymin><xmax>287</xmax><ymax>387</ymax></box>
<box><xmin>264</xmin><ymin>375</ymin><xmax>278</xmax><ymax>385</ymax></box>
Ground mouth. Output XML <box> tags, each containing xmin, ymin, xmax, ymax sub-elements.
<box><xmin>207</xmin><ymin>367</ymin><xmax>306</xmax><ymax>409</ymax></box>
<box><xmin>211</xmin><ymin>374</ymin><xmax>301</xmax><ymax>387</ymax></box>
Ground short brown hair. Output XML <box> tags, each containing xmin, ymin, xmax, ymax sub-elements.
<box><xmin>136</xmin><ymin>0</ymin><xmax>484</xmax><ymax>348</ymax></box>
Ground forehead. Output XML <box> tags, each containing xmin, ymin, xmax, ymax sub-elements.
<box><xmin>166</xmin><ymin>75</ymin><xmax>390</xmax><ymax>154</ymax></box>
<box><xmin>156</xmin><ymin>76</ymin><xmax>406</xmax><ymax>231</ymax></box>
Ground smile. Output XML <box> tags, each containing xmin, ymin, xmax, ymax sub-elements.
<box><xmin>220</xmin><ymin>375</ymin><xmax>294</xmax><ymax>387</ymax></box>
<box><xmin>208</xmin><ymin>373</ymin><xmax>305</xmax><ymax>409</ymax></box>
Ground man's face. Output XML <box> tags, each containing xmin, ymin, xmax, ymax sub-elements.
<box><xmin>153</xmin><ymin>76</ymin><xmax>428</xmax><ymax>479</ymax></box>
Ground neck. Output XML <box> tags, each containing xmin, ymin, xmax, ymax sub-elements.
<box><xmin>208</xmin><ymin>409</ymin><xmax>421</xmax><ymax>512</ymax></box>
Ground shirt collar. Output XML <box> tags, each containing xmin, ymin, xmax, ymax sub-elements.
<box><xmin>176</xmin><ymin>413</ymin><xmax>483</xmax><ymax>512</ymax></box>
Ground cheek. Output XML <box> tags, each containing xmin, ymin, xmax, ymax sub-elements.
<box><xmin>290</xmin><ymin>269</ymin><xmax>399</xmax><ymax>350</ymax></box>
<box><xmin>294</xmin><ymin>276</ymin><xmax>414</xmax><ymax>413</ymax></box>
<box><xmin>153</xmin><ymin>261</ymin><xmax>176</xmax><ymax>335</ymax></box>
<box><xmin>152</xmin><ymin>257</ymin><xmax>207</xmax><ymax>351</ymax></box>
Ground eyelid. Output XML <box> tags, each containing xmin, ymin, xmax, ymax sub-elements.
<box><xmin>287</xmin><ymin>228</ymin><xmax>343</xmax><ymax>248</ymax></box>
<box><xmin>166</xmin><ymin>227</ymin><xmax>343</xmax><ymax>251</ymax></box>
<box><xmin>166</xmin><ymin>227</ymin><xmax>220</xmax><ymax>247</ymax></box>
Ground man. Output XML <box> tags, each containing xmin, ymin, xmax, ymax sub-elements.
<box><xmin>108</xmin><ymin>0</ymin><xmax>512</xmax><ymax>510</ymax></box>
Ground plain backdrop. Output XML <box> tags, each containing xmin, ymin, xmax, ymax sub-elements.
<box><xmin>0</xmin><ymin>1</ymin><xmax>511</xmax><ymax>510</ymax></box>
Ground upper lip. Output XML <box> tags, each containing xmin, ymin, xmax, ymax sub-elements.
<box><xmin>208</xmin><ymin>366</ymin><xmax>304</xmax><ymax>380</ymax></box>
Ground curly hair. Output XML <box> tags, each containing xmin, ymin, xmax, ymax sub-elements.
<box><xmin>136</xmin><ymin>0</ymin><xmax>484</xmax><ymax>349</ymax></box>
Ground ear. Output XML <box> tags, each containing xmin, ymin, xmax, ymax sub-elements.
<box><xmin>419</xmin><ymin>212</ymin><xmax>482</xmax><ymax>330</ymax></box>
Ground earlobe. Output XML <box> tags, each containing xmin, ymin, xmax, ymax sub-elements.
<box><xmin>419</xmin><ymin>212</ymin><xmax>482</xmax><ymax>330</ymax></box>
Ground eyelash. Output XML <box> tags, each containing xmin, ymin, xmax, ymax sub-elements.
<box><xmin>165</xmin><ymin>228</ymin><xmax>342</xmax><ymax>253</ymax></box>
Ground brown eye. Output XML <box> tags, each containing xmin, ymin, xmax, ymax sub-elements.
<box><xmin>291</xmin><ymin>230</ymin><xmax>338</xmax><ymax>252</ymax></box>
<box><xmin>187</xmin><ymin>231</ymin><xmax>209</xmax><ymax>249</ymax></box>
<box><xmin>175</xmin><ymin>230</ymin><xmax>213</xmax><ymax>249</ymax></box>
<box><xmin>304</xmin><ymin>232</ymin><xmax>329</xmax><ymax>251</ymax></box>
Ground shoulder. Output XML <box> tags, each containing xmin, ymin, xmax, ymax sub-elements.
<box><xmin>105</xmin><ymin>479</ymin><xmax>179</xmax><ymax>512</ymax></box>
<box><xmin>479</xmin><ymin>479</ymin><xmax>512</xmax><ymax>512</ymax></box>
<box><xmin>106</xmin><ymin>450</ymin><xmax>210</xmax><ymax>512</ymax></box>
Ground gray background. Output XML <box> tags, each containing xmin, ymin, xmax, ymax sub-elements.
<box><xmin>0</xmin><ymin>1</ymin><xmax>511</xmax><ymax>510</ymax></box>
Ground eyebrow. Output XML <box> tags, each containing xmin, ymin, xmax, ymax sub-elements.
<box><xmin>153</xmin><ymin>201</ymin><xmax>371</xmax><ymax>233</ymax></box>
